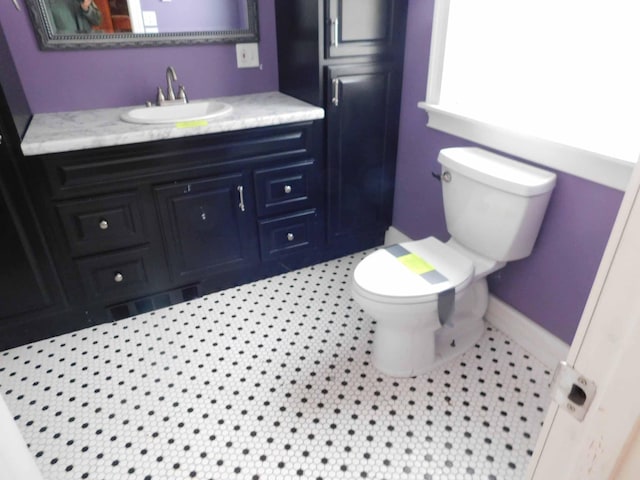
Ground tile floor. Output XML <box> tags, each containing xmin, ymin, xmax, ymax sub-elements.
<box><xmin>0</xmin><ymin>251</ymin><xmax>552</xmax><ymax>480</ymax></box>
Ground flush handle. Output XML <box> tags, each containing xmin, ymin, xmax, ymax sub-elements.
<box><xmin>432</xmin><ymin>170</ymin><xmax>452</xmax><ymax>182</ymax></box>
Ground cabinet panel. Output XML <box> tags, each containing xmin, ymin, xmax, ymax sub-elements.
<box><xmin>327</xmin><ymin>63</ymin><xmax>401</xmax><ymax>239</ymax></box>
<box><xmin>0</xmin><ymin>181</ymin><xmax>51</xmax><ymax>317</ymax></box>
<box><xmin>44</xmin><ymin>123</ymin><xmax>317</xmax><ymax>197</ymax></box>
<box><xmin>56</xmin><ymin>191</ymin><xmax>144</xmax><ymax>256</ymax></box>
<box><xmin>76</xmin><ymin>246</ymin><xmax>153</xmax><ymax>302</ymax></box>
<box><xmin>154</xmin><ymin>174</ymin><xmax>258</xmax><ymax>281</ymax></box>
<box><xmin>326</xmin><ymin>0</ymin><xmax>405</xmax><ymax>58</ymax></box>
<box><xmin>258</xmin><ymin>209</ymin><xmax>318</xmax><ymax>260</ymax></box>
<box><xmin>254</xmin><ymin>159</ymin><xmax>316</xmax><ymax>217</ymax></box>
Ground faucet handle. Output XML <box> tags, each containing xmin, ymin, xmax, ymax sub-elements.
<box><xmin>178</xmin><ymin>85</ymin><xmax>188</xmax><ymax>103</ymax></box>
<box><xmin>156</xmin><ymin>86</ymin><xmax>165</xmax><ymax>106</ymax></box>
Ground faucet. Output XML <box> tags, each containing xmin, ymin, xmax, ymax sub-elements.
<box><xmin>154</xmin><ymin>66</ymin><xmax>188</xmax><ymax>106</ymax></box>
<box><xmin>166</xmin><ymin>66</ymin><xmax>177</xmax><ymax>101</ymax></box>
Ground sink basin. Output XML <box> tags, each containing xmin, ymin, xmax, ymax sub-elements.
<box><xmin>120</xmin><ymin>100</ymin><xmax>232</xmax><ymax>125</ymax></box>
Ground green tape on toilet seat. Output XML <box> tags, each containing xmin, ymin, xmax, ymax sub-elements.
<box><xmin>397</xmin><ymin>253</ymin><xmax>434</xmax><ymax>275</ymax></box>
<box><xmin>385</xmin><ymin>244</ymin><xmax>448</xmax><ymax>284</ymax></box>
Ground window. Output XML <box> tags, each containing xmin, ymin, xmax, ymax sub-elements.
<box><xmin>420</xmin><ymin>0</ymin><xmax>640</xmax><ymax>190</ymax></box>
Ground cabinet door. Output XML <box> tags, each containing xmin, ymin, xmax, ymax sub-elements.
<box><xmin>326</xmin><ymin>63</ymin><xmax>401</xmax><ymax>240</ymax></box>
<box><xmin>326</xmin><ymin>0</ymin><xmax>406</xmax><ymax>58</ymax></box>
<box><xmin>0</xmin><ymin>179</ymin><xmax>51</xmax><ymax>318</ymax></box>
<box><xmin>154</xmin><ymin>173</ymin><xmax>258</xmax><ymax>282</ymax></box>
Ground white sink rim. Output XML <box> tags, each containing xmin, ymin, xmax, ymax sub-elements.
<box><xmin>120</xmin><ymin>100</ymin><xmax>233</xmax><ymax>125</ymax></box>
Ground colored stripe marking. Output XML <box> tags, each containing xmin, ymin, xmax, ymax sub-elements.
<box><xmin>397</xmin><ymin>253</ymin><xmax>435</xmax><ymax>275</ymax></box>
<box><xmin>385</xmin><ymin>244</ymin><xmax>449</xmax><ymax>285</ymax></box>
<box><xmin>176</xmin><ymin>120</ymin><xmax>209</xmax><ymax>128</ymax></box>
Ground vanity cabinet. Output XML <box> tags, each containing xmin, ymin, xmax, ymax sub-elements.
<box><xmin>18</xmin><ymin>121</ymin><xmax>325</xmax><ymax>345</ymax></box>
<box><xmin>275</xmin><ymin>0</ymin><xmax>407</xmax><ymax>251</ymax></box>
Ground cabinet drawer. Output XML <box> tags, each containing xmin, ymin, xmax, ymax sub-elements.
<box><xmin>258</xmin><ymin>210</ymin><xmax>318</xmax><ymax>260</ymax></box>
<box><xmin>56</xmin><ymin>192</ymin><xmax>145</xmax><ymax>256</ymax></box>
<box><xmin>76</xmin><ymin>246</ymin><xmax>153</xmax><ymax>302</ymax></box>
<box><xmin>254</xmin><ymin>160</ymin><xmax>316</xmax><ymax>217</ymax></box>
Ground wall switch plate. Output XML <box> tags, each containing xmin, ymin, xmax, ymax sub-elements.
<box><xmin>236</xmin><ymin>43</ymin><xmax>260</xmax><ymax>69</ymax></box>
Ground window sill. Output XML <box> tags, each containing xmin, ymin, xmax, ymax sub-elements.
<box><xmin>418</xmin><ymin>102</ymin><xmax>633</xmax><ymax>191</ymax></box>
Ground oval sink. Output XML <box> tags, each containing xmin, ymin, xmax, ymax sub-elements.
<box><xmin>120</xmin><ymin>100</ymin><xmax>232</xmax><ymax>125</ymax></box>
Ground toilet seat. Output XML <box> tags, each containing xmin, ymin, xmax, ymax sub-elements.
<box><xmin>353</xmin><ymin>237</ymin><xmax>474</xmax><ymax>304</ymax></box>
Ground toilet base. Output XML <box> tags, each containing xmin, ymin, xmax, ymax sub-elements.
<box><xmin>371</xmin><ymin>279</ymin><xmax>489</xmax><ymax>377</ymax></box>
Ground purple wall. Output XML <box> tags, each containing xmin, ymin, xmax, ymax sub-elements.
<box><xmin>394</xmin><ymin>0</ymin><xmax>624</xmax><ymax>344</ymax></box>
<box><xmin>0</xmin><ymin>0</ymin><xmax>277</xmax><ymax>113</ymax></box>
<box><xmin>0</xmin><ymin>0</ymin><xmax>625</xmax><ymax>344</ymax></box>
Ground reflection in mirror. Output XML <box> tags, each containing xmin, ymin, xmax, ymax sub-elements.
<box><xmin>26</xmin><ymin>0</ymin><xmax>258</xmax><ymax>49</ymax></box>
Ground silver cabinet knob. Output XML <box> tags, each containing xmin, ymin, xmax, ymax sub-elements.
<box><xmin>287</xmin><ymin>233</ymin><xmax>295</xmax><ymax>242</ymax></box>
<box><xmin>283</xmin><ymin>185</ymin><xmax>292</xmax><ymax>194</ymax></box>
<box><xmin>99</xmin><ymin>219</ymin><xmax>109</xmax><ymax>230</ymax></box>
<box><xmin>114</xmin><ymin>272</ymin><xmax>124</xmax><ymax>283</ymax></box>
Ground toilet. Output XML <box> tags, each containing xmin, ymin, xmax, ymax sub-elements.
<box><xmin>352</xmin><ymin>147</ymin><xmax>557</xmax><ymax>377</ymax></box>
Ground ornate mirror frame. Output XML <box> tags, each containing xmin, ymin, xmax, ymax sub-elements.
<box><xmin>25</xmin><ymin>0</ymin><xmax>259</xmax><ymax>50</ymax></box>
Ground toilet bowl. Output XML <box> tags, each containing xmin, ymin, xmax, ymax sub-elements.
<box><xmin>352</xmin><ymin>147</ymin><xmax>557</xmax><ymax>376</ymax></box>
<box><xmin>352</xmin><ymin>237</ymin><xmax>495</xmax><ymax>376</ymax></box>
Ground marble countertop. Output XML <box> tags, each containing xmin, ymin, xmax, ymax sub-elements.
<box><xmin>21</xmin><ymin>92</ymin><xmax>325</xmax><ymax>156</ymax></box>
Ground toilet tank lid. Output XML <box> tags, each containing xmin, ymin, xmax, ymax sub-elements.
<box><xmin>438</xmin><ymin>147</ymin><xmax>557</xmax><ymax>196</ymax></box>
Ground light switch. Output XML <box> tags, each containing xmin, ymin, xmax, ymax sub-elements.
<box><xmin>236</xmin><ymin>43</ymin><xmax>260</xmax><ymax>69</ymax></box>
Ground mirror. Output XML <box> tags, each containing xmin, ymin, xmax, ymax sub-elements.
<box><xmin>25</xmin><ymin>0</ymin><xmax>259</xmax><ymax>50</ymax></box>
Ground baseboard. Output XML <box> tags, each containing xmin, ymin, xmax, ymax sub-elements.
<box><xmin>485</xmin><ymin>295</ymin><xmax>570</xmax><ymax>370</ymax></box>
<box><xmin>384</xmin><ymin>226</ymin><xmax>413</xmax><ymax>245</ymax></box>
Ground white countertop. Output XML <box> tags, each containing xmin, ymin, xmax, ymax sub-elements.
<box><xmin>21</xmin><ymin>92</ymin><xmax>325</xmax><ymax>156</ymax></box>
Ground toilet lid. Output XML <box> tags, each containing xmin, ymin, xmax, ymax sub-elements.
<box><xmin>353</xmin><ymin>237</ymin><xmax>474</xmax><ymax>302</ymax></box>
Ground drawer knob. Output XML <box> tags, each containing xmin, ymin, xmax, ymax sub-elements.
<box><xmin>99</xmin><ymin>219</ymin><xmax>109</xmax><ymax>230</ymax></box>
<box><xmin>114</xmin><ymin>272</ymin><xmax>124</xmax><ymax>283</ymax></box>
<box><xmin>287</xmin><ymin>233</ymin><xmax>295</xmax><ymax>242</ymax></box>
<box><xmin>283</xmin><ymin>185</ymin><xmax>292</xmax><ymax>194</ymax></box>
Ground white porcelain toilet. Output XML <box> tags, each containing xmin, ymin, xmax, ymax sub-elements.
<box><xmin>352</xmin><ymin>147</ymin><xmax>557</xmax><ymax>377</ymax></box>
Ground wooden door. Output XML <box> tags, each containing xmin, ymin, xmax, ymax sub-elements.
<box><xmin>0</xmin><ymin>170</ymin><xmax>51</xmax><ymax>318</ymax></box>
<box><xmin>326</xmin><ymin>0</ymin><xmax>406</xmax><ymax>58</ymax></box>
<box><xmin>326</xmin><ymin>62</ymin><xmax>401</xmax><ymax>242</ymax></box>
<box><xmin>527</xmin><ymin>160</ymin><xmax>640</xmax><ymax>478</ymax></box>
<box><xmin>154</xmin><ymin>173</ymin><xmax>258</xmax><ymax>282</ymax></box>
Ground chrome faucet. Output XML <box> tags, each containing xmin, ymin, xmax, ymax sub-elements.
<box><xmin>154</xmin><ymin>66</ymin><xmax>188</xmax><ymax>106</ymax></box>
<box><xmin>166</xmin><ymin>66</ymin><xmax>177</xmax><ymax>101</ymax></box>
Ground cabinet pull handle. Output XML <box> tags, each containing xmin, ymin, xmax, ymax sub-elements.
<box><xmin>332</xmin><ymin>79</ymin><xmax>340</xmax><ymax>106</ymax></box>
<box><xmin>114</xmin><ymin>272</ymin><xmax>124</xmax><ymax>283</ymax></box>
<box><xmin>287</xmin><ymin>233</ymin><xmax>295</xmax><ymax>242</ymax></box>
<box><xmin>283</xmin><ymin>185</ymin><xmax>292</xmax><ymax>194</ymax></box>
<box><xmin>237</xmin><ymin>185</ymin><xmax>246</xmax><ymax>212</ymax></box>
<box><xmin>330</xmin><ymin>17</ymin><xmax>339</xmax><ymax>46</ymax></box>
<box><xmin>99</xmin><ymin>219</ymin><xmax>109</xmax><ymax>230</ymax></box>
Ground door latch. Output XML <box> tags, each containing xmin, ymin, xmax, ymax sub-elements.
<box><xmin>550</xmin><ymin>361</ymin><xmax>596</xmax><ymax>421</ymax></box>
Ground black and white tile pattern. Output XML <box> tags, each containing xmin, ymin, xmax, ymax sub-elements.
<box><xmin>0</xmin><ymin>252</ymin><xmax>551</xmax><ymax>480</ymax></box>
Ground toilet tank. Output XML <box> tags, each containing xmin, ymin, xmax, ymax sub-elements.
<box><xmin>438</xmin><ymin>147</ymin><xmax>556</xmax><ymax>262</ymax></box>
